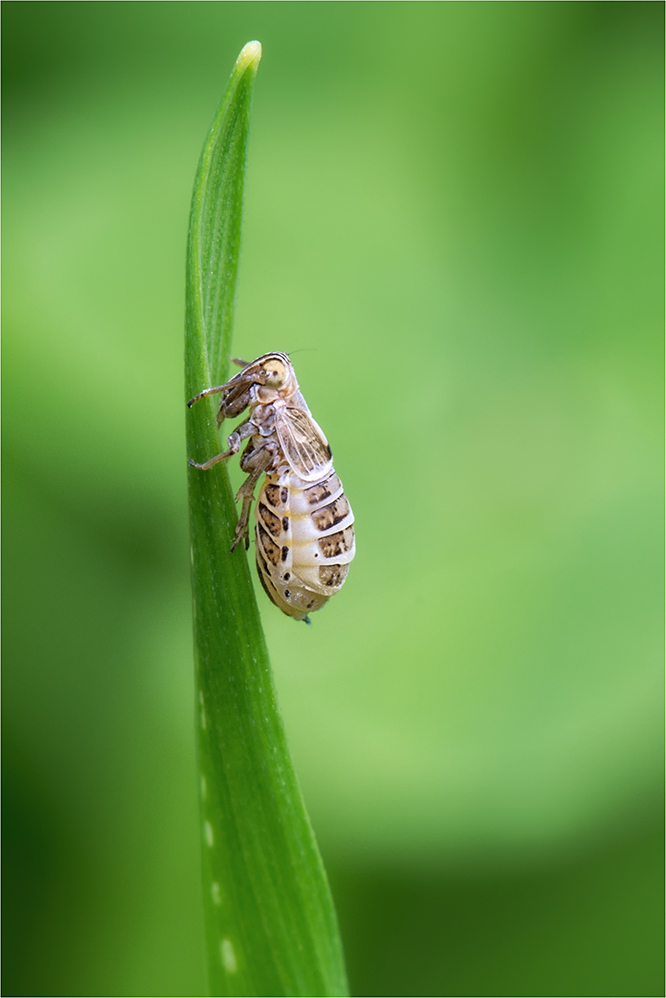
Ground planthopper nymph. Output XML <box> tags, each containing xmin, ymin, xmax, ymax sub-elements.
<box><xmin>187</xmin><ymin>353</ymin><xmax>355</xmax><ymax>623</ymax></box>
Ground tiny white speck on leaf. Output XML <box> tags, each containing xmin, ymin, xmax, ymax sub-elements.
<box><xmin>200</xmin><ymin>774</ymin><xmax>207</xmax><ymax>800</ymax></box>
<box><xmin>204</xmin><ymin>820</ymin><xmax>214</xmax><ymax>847</ymax></box>
<box><xmin>211</xmin><ymin>881</ymin><xmax>221</xmax><ymax>905</ymax></box>
<box><xmin>221</xmin><ymin>938</ymin><xmax>237</xmax><ymax>973</ymax></box>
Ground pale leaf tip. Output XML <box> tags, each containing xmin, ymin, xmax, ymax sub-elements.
<box><xmin>237</xmin><ymin>40</ymin><xmax>262</xmax><ymax>72</ymax></box>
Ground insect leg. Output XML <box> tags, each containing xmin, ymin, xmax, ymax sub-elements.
<box><xmin>188</xmin><ymin>372</ymin><xmax>255</xmax><ymax>435</ymax></box>
<box><xmin>188</xmin><ymin>450</ymin><xmax>232</xmax><ymax>471</ymax></box>
<box><xmin>232</xmin><ymin>443</ymin><xmax>277</xmax><ymax>551</ymax></box>
<box><xmin>216</xmin><ymin>385</ymin><xmax>252</xmax><ymax>425</ymax></box>
<box><xmin>230</xmin><ymin>357</ymin><xmax>251</xmax><ymax>368</ymax></box>
<box><xmin>188</xmin><ymin>419</ymin><xmax>254</xmax><ymax>470</ymax></box>
<box><xmin>187</xmin><ymin>385</ymin><xmax>228</xmax><ymax>407</ymax></box>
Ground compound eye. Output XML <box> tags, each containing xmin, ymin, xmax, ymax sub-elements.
<box><xmin>263</xmin><ymin>360</ymin><xmax>286</xmax><ymax>387</ymax></box>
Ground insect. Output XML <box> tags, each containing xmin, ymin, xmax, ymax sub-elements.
<box><xmin>187</xmin><ymin>353</ymin><xmax>355</xmax><ymax>623</ymax></box>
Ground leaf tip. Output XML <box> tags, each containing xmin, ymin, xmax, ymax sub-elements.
<box><xmin>237</xmin><ymin>40</ymin><xmax>262</xmax><ymax>73</ymax></box>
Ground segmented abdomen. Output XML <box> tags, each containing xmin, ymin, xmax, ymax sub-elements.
<box><xmin>255</xmin><ymin>469</ymin><xmax>355</xmax><ymax>621</ymax></box>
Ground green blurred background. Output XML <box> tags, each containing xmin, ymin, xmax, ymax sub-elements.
<box><xmin>3</xmin><ymin>2</ymin><xmax>663</xmax><ymax>996</ymax></box>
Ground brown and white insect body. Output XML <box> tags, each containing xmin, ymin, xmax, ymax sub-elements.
<box><xmin>188</xmin><ymin>353</ymin><xmax>355</xmax><ymax>623</ymax></box>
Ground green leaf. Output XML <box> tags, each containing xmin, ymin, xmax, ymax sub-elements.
<box><xmin>184</xmin><ymin>42</ymin><xmax>349</xmax><ymax>998</ymax></box>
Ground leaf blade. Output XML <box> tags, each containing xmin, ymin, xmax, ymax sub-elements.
<box><xmin>184</xmin><ymin>41</ymin><xmax>349</xmax><ymax>998</ymax></box>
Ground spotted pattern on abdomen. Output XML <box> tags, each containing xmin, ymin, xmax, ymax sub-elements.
<box><xmin>255</xmin><ymin>469</ymin><xmax>355</xmax><ymax>621</ymax></box>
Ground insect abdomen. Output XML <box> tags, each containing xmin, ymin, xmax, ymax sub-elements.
<box><xmin>255</xmin><ymin>470</ymin><xmax>355</xmax><ymax>621</ymax></box>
